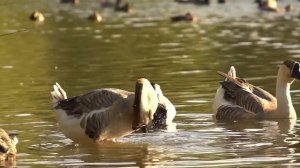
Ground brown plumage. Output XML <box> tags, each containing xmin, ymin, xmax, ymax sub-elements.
<box><xmin>0</xmin><ymin>129</ymin><xmax>18</xmax><ymax>162</ymax></box>
<box><xmin>171</xmin><ymin>12</ymin><xmax>198</xmax><ymax>23</ymax></box>
<box><xmin>51</xmin><ymin>79</ymin><xmax>176</xmax><ymax>142</ymax></box>
<box><xmin>213</xmin><ymin>60</ymin><xmax>300</xmax><ymax>121</ymax></box>
<box><xmin>60</xmin><ymin>0</ymin><xmax>80</xmax><ymax>4</ymax></box>
<box><xmin>115</xmin><ymin>0</ymin><xmax>132</xmax><ymax>13</ymax></box>
<box><xmin>174</xmin><ymin>0</ymin><xmax>210</xmax><ymax>4</ymax></box>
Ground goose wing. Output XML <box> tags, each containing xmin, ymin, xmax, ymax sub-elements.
<box><xmin>216</xmin><ymin>105</ymin><xmax>256</xmax><ymax>121</ymax></box>
<box><xmin>252</xmin><ymin>86</ymin><xmax>276</xmax><ymax>102</ymax></box>
<box><xmin>55</xmin><ymin>88</ymin><xmax>133</xmax><ymax>117</ymax></box>
<box><xmin>218</xmin><ymin>71</ymin><xmax>276</xmax><ymax>114</ymax></box>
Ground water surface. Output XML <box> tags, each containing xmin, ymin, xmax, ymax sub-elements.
<box><xmin>1</xmin><ymin>0</ymin><xmax>300</xmax><ymax>167</ymax></box>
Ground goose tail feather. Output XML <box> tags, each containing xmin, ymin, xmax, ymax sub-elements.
<box><xmin>51</xmin><ymin>83</ymin><xmax>67</xmax><ymax>105</ymax></box>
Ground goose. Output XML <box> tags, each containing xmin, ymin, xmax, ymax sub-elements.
<box><xmin>0</xmin><ymin>129</ymin><xmax>18</xmax><ymax>161</ymax></box>
<box><xmin>29</xmin><ymin>10</ymin><xmax>45</xmax><ymax>22</ymax></box>
<box><xmin>174</xmin><ymin>0</ymin><xmax>210</xmax><ymax>4</ymax></box>
<box><xmin>213</xmin><ymin>60</ymin><xmax>300</xmax><ymax>121</ymax></box>
<box><xmin>101</xmin><ymin>0</ymin><xmax>114</xmax><ymax>8</ymax></box>
<box><xmin>194</xmin><ymin>0</ymin><xmax>210</xmax><ymax>5</ymax></box>
<box><xmin>88</xmin><ymin>11</ymin><xmax>102</xmax><ymax>22</ymax></box>
<box><xmin>256</xmin><ymin>0</ymin><xmax>278</xmax><ymax>12</ymax></box>
<box><xmin>174</xmin><ymin>0</ymin><xmax>194</xmax><ymax>4</ymax></box>
<box><xmin>51</xmin><ymin>78</ymin><xmax>176</xmax><ymax>142</ymax></box>
<box><xmin>115</xmin><ymin>0</ymin><xmax>132</xmax><ymax>13</ymax></box>
<box><xmin>256</xmin><ymin>0</ymin><xmax>292</xmax><ymax>13</ymax></box>
<box><xmin>170</xmin><ymin>12</ymin><xmax>198</xmax><ymax>23</ymax></box>
<box><xmin>60</xmin><ymin>0</ymin><xmax>80</xmax><ymax>5</ymax></box>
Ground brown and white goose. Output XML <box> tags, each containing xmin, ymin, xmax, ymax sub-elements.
<box><xmin>51</xmin><ymin>78</ymin><xmax>176</xmax><ymax>142</ymax></box>
<box><xmin>0</xmin><ymin>129</ymin><xmax>18</xmax><ymax>161</ymax></box>
<box><xmin>213</xmin><ymin>60</ymin><xmax>300</xmax><ymax>121</ymax></box>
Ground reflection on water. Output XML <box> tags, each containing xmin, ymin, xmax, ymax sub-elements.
<box><xmin>1</xmin><ymin>0</ymin><xmax>300</xmax><ymax>167</ymax></box>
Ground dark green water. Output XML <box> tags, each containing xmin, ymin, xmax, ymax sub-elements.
<box><xmin>1</xmin><ymin>0</ymin><xmax>300</xmax><ymax>167</ymax></box>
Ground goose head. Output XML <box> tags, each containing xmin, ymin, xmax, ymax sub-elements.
<box><xmin>280</xmin><ymin>60</ymin><xmax>300</xmax><ymax>83</ymax></box>
<box><xmin>0</xmin><ymin>130</ymin><xmax>18</xmax><ymax>161</ymax></box>
<box><xmin>132</xmin><ymin>78</ymin><xmax>159</xmax><ymax>130</ymax></box>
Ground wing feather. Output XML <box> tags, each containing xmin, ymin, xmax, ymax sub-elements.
<box><xmin>218</xmin><ymin>71</ymin><xmax>276</xmax><ymax>114</ymax></box>
<box><xmin>216</xmin><ymin>105</ymin><xmax>256</xmax><ymax>121</ymax></box>
<box><xmin>253</xmin><ymin>86</ymin><xmax>276</xmax><ymax>102</ymax></box>
<box><xmin>56</xmin><ymin>88</ymin><xmax>132</xmax><ymax>117</ymax></box>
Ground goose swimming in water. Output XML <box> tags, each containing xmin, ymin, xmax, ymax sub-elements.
<box><xmin>88</xmin><ymin>11</ymin><xmax>102</xmax><ymax>22</ymax></box>
<box><xmin>170</xmin><ymin>12</ymin><xmax>198</xmax><ymax>23</ymax></box>
<box><xmin>115</xmin><ymin>0</ymin><xmax>132</xmax><ymax>13</ymax></box>
<box><xmin>51</xmin><ymin>78</ymin><xmax>176</xmax><ymax>142</ymax></box>
<box><xmin>0</xmin><ymin>129</ymin><xmax>18</xmax><ymax>161</ymax></box>
<box><xmin>256</xmin><ymin>0</ymin><xmax>293</xmax><ymax>13</ymax></box>
<box><xmin>29</xmin><ymin>10</ymin><xmax>45</xmax><ymax>22</ymax></box>
<box><xmin>60</xmin><ymin>0</ymin><xmax>80</xmax><ymax>5</ymax></box>
<box><xmin>213</xmin><ymin>60</ymin><xmax>300</xmax><ymax>121</ymax></box>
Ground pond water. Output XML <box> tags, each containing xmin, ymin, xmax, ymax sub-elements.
<box><xmin>1</xmin><ymin>0</ymin><xmax>300</xmax><ymax>167</ymax></box>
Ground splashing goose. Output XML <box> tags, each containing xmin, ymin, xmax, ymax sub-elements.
<box><xmin>51</xmin><ymin>78</ymin><xmax>175</xmax><ymax>142</ymax></box>
<box><xmin>213</xmin><ymin>60</ymin><xmax>300</xmax><ymax>121</ymax></box>
<box><xmin>0</xmin><ymin>129</ymin><xmax>18</xmax><ymax>161</ymax></box>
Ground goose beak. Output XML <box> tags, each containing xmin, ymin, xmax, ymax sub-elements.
<box><xmin>291</xmin><ymin>62</ymin><xmax>300</xmax><ymax>80</ymax></box>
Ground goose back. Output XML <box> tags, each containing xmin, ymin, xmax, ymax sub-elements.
<box><xmin>55</xmin><ymin>88</ymin><xmax>132</xmax><ymax>118</ymax></box>
<box><xmin>80</xmin><ymin>95</ymin><xmax>135</xmax><ymax>141</ymax></box>
<box><xmin>218</xmin><ymin>71</ymin><xmax>277</xmax><ymax>114</ymax></box>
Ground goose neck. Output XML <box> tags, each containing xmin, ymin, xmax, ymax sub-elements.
<box><xmin>275</xmin><ymin>70</ymin><xmax>296</xmax><ymax>118</ymax></box>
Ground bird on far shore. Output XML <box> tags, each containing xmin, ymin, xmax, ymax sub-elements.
<box><xmin>115</xmin><ymin>0</ymin><xmax>132</xmax><ymax>13</ymax></box>
<box><xmin>29</xmin><ymin>10</ymin><xmax>45</xmax><ymax>22</ymax></box>
<box><xmin>88</xmin><ymin>11</ymin><xmax>102</xmax><ymax>22</ymax></box>
<box><xmin>171</xmin><ymin>12</ymin><xmax>198</xmax><ymax>23</ymax></box>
